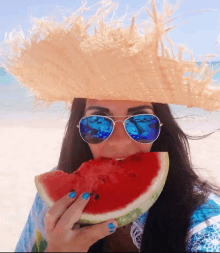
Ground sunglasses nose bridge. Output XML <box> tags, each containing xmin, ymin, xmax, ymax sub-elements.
<box><xmin>109</xmin><ymin>119</ymin><xmax>131</xmax><ymax>141</ymax></box>
<box><xmin>113</xmin><ymin>119</ymin><xmax>125</xmax><ymax>124</ymax></box>
<box><xmin>111</xmin><ymin>119</ymin><xmax>129</xmax><ymax>130</ymax></box>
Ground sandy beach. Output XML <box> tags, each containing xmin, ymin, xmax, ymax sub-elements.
<box><xmin>1</xmin><ymin>121</ymin><xmax>220</xmax><ymax>252</ymax></box>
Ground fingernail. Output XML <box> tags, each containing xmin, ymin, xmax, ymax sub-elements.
<box><xmin>108</xmin><ymin>222</ymin><xmax>116</xmax><ymax>229</ymax></box>
<box><xmin>82</xmin><ymin>192</ymin><xmax>90</xmax><ymax>200</ymax></box>
<box><xmin>69</xmin><ymin>191</ymin><xmax>76</xmax><ymax>199</ymax></box>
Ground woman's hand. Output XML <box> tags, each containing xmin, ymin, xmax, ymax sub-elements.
<box><xmin>44</xmin><ymin>191</ymin><xmax>117</xmax><ymax>252</ymax></box>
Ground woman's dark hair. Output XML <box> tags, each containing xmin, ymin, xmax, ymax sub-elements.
<box><xmin>56</xmin><ymin>97</ymin><xmax>220</xmax><ymax>252</ymax></box>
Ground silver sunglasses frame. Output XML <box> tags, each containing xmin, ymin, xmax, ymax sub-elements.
<box><xmin>76</xmin><ymin>114</ymin><xmax>163</xmax><ymax>144</ymax></box>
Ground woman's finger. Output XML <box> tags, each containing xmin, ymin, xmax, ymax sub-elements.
<box><xmin>44</xmin><ymin>191</ymin><xmax>77</xmax><ymax>232</ymax></box>
<box><xmin>55</xmin><ymin>192</ymin><xmax>91</xmax><ymax>231</ymax></box>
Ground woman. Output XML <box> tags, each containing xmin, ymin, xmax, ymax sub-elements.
<box><xmin>2</xmin><ymin>0</ymin><xmax>220</xmax><ymax>252</ymax></box>
<box><xmin>13</xmin><ymin>97</ymin><xmax>220</xmax><ymax>252</ymax></box>
<box><xmin>54</xmin><ymin>98</ymin><xmax>220</xmax><ymax>252</ymax></box>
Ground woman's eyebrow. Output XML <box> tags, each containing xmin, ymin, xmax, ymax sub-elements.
<box><xmin>85</xmin><ymin>105</ymin><xmax>154</xmax><ymax>113</ymax></box>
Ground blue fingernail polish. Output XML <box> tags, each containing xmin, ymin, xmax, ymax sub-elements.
<box><xmin>69</xmin><ymin>191</ymin><xmax>76</xmax><ymax>199</ymax></box>
<box><xmin>109</xmin><ymin>229</ymin><xmax>115</xmax><ymax>233</ymax></box>
<box><xmin>82</xmin><ymin>192</ymin><xmax>90</xmax><ymax>200</ymax></box>
<box><xmin>108</xmin><ymin>222</ymin><xmax>115</xmax><ymax>229</ymax></box>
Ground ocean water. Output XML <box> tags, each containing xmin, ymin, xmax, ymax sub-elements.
<box><xmin>0</xmin><ymin>66</ymin><xmax>70</xmax><ymax>128</ymax></box>
<box><xmin>1</xmin><ymin>63</ymin><xmax>220</xmax><ymax>132</ymax></box>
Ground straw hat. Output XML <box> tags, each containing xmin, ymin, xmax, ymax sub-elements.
<box><xmin>1</xmin><ymin>0</ymin><xmax>220</xmax><ymax>112</ymax></box>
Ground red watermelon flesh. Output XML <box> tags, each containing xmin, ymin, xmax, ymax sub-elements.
<box><xmin>35</xmin><ymin>151</ymin><xmax>169</xmax><ymax>227</ymax></box>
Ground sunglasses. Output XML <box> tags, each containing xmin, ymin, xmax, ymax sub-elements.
<box><xmin>77</xmin><ymin>114</ymin><xmax>163</xmax><ymax>144</ymax></box>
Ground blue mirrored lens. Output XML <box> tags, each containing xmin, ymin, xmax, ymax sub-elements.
<box><xmin>79</xmin><ymin>116</ymin><xmax>113</xmax><ymax>144</ymax></box>
<box><xmin>124</xmin><ymin>115</ymin><xmax>160</xmax><ymax>143</ymax></box>
<box><xmin>79</xmin><ymin>115</ymin><xmax>160</xmax><ymax>144</ymax></box>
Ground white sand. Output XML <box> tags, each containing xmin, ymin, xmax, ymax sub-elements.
<box><xmin>1</xmin><ymin>123</ymin><xmax>220</xmax><ymax>252</ymax></box>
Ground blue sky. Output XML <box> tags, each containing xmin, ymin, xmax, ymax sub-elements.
<box><xmin>0</xmin><ymin>0</ymin><xmax>220</xmax><ymax>62</ymax></box>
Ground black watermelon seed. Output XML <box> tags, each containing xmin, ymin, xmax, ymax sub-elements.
<box><xmin>128</xmin><ymin>172</ymin><xmax>137</xmax><ymax>178</ymax></box>
<box><xmin>95</xmin><ymin>194</ymin><xmax>100</xmax><ymax>200</ymax></box>
<box><xmin>90</xmin><ymin>192</ymin><xmax>94</xmax><ymax>196</ymax></box>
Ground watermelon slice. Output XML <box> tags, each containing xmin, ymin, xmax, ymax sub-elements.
<box><xmin>35</xmin><ymin>151</ymin><xmax>169</xmax><ymax>227</ymax></box>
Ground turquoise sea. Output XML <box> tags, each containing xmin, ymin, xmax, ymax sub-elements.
<box><xmin>1</xmin><ymin>62</ymin><xmax>220</xmax><ymax>132</ymax></box>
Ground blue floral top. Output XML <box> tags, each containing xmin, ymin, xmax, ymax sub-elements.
<box><xmin>15</xmin><ymin>167</ymin><xmax>220</xmax><ymax>252</ymax></box>
<box><xmin>131</xmin><ymin>192</ymin><xmax>220</xmax><ymax>252</ymax></box>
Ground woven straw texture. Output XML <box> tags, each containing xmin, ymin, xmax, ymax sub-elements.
<box><xmin>1</xmin><ymin>0</ymin><xmax>220</xmax><ymax>111</ymax></box>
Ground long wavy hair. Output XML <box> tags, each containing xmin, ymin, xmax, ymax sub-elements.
<box><xmin>56</xmin><ymin>97</ymin><xmax>220</xmax><ymax>252</ymax></box>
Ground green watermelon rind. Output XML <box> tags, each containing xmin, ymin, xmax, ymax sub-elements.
<box><xmin>78</xmin><ymin>152</ymin><xmax>169</xmax><ymax>227</ymax></box>
<box><xmin>35</xmin><ymin>152</ymin><xmax>169</xmax><ymax>228</ymax></box>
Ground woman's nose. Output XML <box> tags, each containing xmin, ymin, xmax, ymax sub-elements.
<box><xmin>109</xmin><ymin>120</ymin><xmax>130</xmax><ymax>140</ymax></box>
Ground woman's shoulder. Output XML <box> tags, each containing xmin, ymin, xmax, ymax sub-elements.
<box><xmin>186</xmin><ymin>192</ymin><xmax>220</xmax><ymax>252</ymax></box>
<box><xmin>190</xmin><ymin>193</ymin><xmax>220</xmax><ymax>225</ymax></box>
<box><xmin>14</xmin><ymin>167</ymin><xmax>58</xmax><ymax>252</ymax></box>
